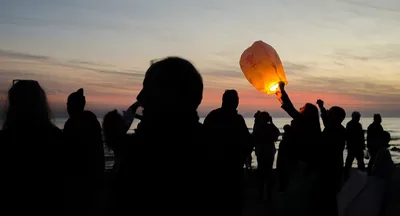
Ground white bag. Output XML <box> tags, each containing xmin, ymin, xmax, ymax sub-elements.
<box><xmin>338</xmin><ymin>149</ymin><xmax>394</xmax><ymax>216</ymax></box>
<box><xmin>337</xmin><ymin>170</ymin><xmax>385</xmax><ymax>216</ymax></box>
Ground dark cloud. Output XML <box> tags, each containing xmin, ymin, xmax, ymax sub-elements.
<box><xmin>333</xmin><ymin>61</ymin><xmax>346</xmax><ymax>67</ymax></box>
<box><xmin>67</xmin><ymin>59</ymin><xmax>114</xmax><ymax>67</ymax></box>
<box><xmin>96</xmin><ymin>69</ymin><xmax>145</xmax><ymax>79</ymax></box>
<box><xmin>333</xmin><ymin>44</ymin><xmax>400</xmax><ymax>63</ymax></box>
<box><xmin>0</xmin><ymin>69</ymin><xmax>49</xmax><ymax>88</ymax></box>
<box><xmin>334</xmin><ymin>50</ymin><xmax>370</xmax><ymax>62</ymax></box>
<box><xmin>282</xmin><ymin>61</ymin><xmax>310</xmax><ymax>73</ymax></box>
<box><xmin>202</xmin><ymin>60</ymin><xmax>311</xmax><ymax>79</ymax></box>
<box><xmin>0</xmin><ymin>49</ymin><xmax>51</xmax><ymax>61</ymax></box>
<box><xmin>337</xmin><ymin>0</ymin><xmax>400</xmax><ymax>13</ymax></box>
<box><xmin>290</xmin><ymin>74</ymin><xmax>400</xmax><ymax>100</ymax></box>
<box><xmin>0</xmin><ymin>49</ymin><xmax>145</xmax><ymax>81</ymax></box>
<box><xmin>202</xmin><ymin>68</ymin><xmax>244</xmax><ymax>79</ymax></box>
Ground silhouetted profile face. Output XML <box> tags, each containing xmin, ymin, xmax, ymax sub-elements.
<box><xmin>328</xmin><ymin>106</ymin><xmax>346</xmax><ymax>125</ymax></box>
<box><xmin>3</xmin><ymin>80</ymin><xmax>51</xmax><ymax>128</ymax></box>
<box><xmin>222</xmin><ymin>89</ymin><xmax>239</xmax><ymax>110</ymax></box>
<box><xmin>352</xmin><ymin>111</ymin><xmax>361</xmax><ymax>123</ymax></box>
<box><xmin>137</xmin><ymin>57</ymin><xmax>203</xmax><ymax>116</ymax></box>
<box><xmin>374</xmin><ymin>114</ymin><xmax>382</xmax><ymax>124</ymax></box>
<box><xmin>67</xmin><ymin>88</ymin><xmax>86</xmax><ymax>117</ymax></box>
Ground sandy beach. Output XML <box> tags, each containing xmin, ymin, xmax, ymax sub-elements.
<box><xmin>81</xmin><ymin>165</ymin><xmax>400</xmax><ymax>216</ymax></box>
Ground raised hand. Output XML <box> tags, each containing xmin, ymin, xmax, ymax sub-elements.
<box><xmin>276</xmin><ymin>91</ymin><xmax>283</xmax><ymax>105</ymax></box>
<box><xmin>130</xmin><ymin>101</ymin><xmax>142</xmax><ymax>110</ymax></box>
<box><xmin>279</xmin><ymin>81</ymin><xmax>285</xmax><ymax>92</ymax></box>
<box><xmin>316</xmin><ymin>99</ymin><xmax>324</xmax><ymax>108</ymax></box>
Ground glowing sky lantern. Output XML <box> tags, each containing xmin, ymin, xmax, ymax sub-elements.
<box><xmin>239</xmin><ymin>41</ymin><xmax>288</xmax><ymax>94</ymax></box>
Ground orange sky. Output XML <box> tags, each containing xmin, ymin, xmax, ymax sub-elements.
<box><xmin>1</xmin><ymin>0</ymin><xmax>400</xmax><ymax>117</ymax></box>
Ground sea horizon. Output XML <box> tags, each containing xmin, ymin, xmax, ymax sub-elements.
<box><xmin>53</xmin><ymin>117</ymin><xmax>400</xmax><ymax>169</ymax></box>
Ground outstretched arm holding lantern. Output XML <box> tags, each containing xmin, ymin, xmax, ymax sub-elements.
<box><xmin>276</xmin><ymin>82</ymin><xmax>301</xmax><ymax>119</ymax></box>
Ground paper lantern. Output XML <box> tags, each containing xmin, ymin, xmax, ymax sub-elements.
<box><xmin>239</xmin><ymin>41</ymin><xmax>288</xmax><ymax>94</ymax></box>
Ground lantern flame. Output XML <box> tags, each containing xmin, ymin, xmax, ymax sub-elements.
<box><xmin>268</xmin><ymin>83</ymin><xmax>279</xmax><ymax>93</ymax></box>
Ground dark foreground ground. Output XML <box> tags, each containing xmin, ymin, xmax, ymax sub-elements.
<box><xmin>68</xmin><ymin>166</ymin><xmax>400</xmax><ymax>216</ymax></box>
<box><xmin>242</xmin><ymin>166</ymin><xmax>400</xmax><ymax>216</ymax></box>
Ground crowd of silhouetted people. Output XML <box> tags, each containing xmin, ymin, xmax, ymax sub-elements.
<box><xmin>0</xmin><ymin>57</ymin><xmax>395</xmax><ymax>216</ymax></box>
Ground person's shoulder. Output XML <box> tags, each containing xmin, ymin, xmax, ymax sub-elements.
<box><xmin>207</xmin><ymin>108</ymin><xmax>221</xmax><ymax>116</ymax></box>
<box><xmin>48</xmin><ymin>124</ymin><xmax>62</xmax><ymax>134</ymax></box>
<box><xmin>82</xmin><ymin>110</ymin><xmax>97</xmax><ymax>118</ymax></box>
<box><xmin>236</xmin><ymin>113</ymin><xmax>245</xmax><ymax>119</ymax></box>
<box><xmin>204</xmin><ymin>108</ymin><xmax>221</xmax><ymax>120</ymax></box>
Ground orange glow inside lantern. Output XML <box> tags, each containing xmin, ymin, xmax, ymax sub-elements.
<box><xmin>239</xmin><ymin>41</ymin><xmax>288</xmax><ymax>94</ymax></box>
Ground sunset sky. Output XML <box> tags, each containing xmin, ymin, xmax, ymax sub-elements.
<box><xmin>1</xmin><ymin>0</ymin><xmax>400</xmax><ymax>117</ymax></box>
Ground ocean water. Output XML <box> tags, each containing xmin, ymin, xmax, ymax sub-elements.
<box><xmin>54</xmin><ymin>117</ymin><xmax>400</xmax><ymax>169</ymax></box>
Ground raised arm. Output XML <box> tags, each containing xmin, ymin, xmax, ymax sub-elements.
<box><xmin>276</xmin><ymin>82</ymin><xmax>301</xmax><ymax>119</ymax></box>
<box><xmin>122</xmin><ymin>101</ymin><xmax>141</xmax><ymax>133</ymax></box>
<box><xmin>317</xmin><ymin>99</ymin><xmax>328</xmax><ymax>127</ymax></box>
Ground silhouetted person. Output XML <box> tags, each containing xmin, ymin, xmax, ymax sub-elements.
<box><xmin>63</xmin><ymin>89</ymin><xmax>104</xmax><ymax>215</ymax></box>
<box><xmin>276</xmin><ymin>82</ymin><xmax>323</xmax><ymax>216</ymax></box>
<box><xmin>103</xmin><ymin>110</ymin><xmax>130</xmax><ymax>173</ymax></box>
<box><xmin>252</xmin><ymin>111</ymin><xmax>279</xmax><ymax>200</ymax></box>
<box><xmin>0</xmin><ymin>80</ymin><xmax>63</xmax><ymax>215</ymax></box>
<box><xmin>317</xmin><ymin>99</ymin><xmax>346</xmax><ymax>193</ymax></box>
<box><xmin>115</xmin><ymin>57</ymin><xmax>209</xmax><ymax>216</ymax></box>
<box><xmin>317</xmin><ymin>100</ymin><xmax>346</xmax><ymax>216</ymax></box>
<box><xmin>277</xmin><ymin>124</ymin><xmax>295</xmax><ymax>192</ymax></box>
<box><xmin>344</xmin><ymin>111</ymin><xmax>365</xmax><ymax>179</ymax></box>
<box><xmin>203</xmin><ymin>89</ymin><xmax>250</xmax><ymax>215</ymax></box>
<box><xmin>368</xmin><ymin>130</ymin><xmax>394</xmax><ymax>216</ymax></box>
<box><xmin>276</xmin><ymin>82</ymin><xmax>321</xmax><ymax>170</ymax></box>
<box><xmin>103</xmin><ymin>106</ymin><xmax>140</xmax><ymax>216</ymax></box>
<box><xmin>370</xmin><ymin>131</ymin><xmax>393</xmax><ymax>177</ymax></box>
<box><xmin>67</xmin><ymin>88</ymin><xmax>85</xmax><ymax>117</ymax></box>
<box><xmin>367</xmin><ymin>114</ymin><xmax>384</xmax><ymax>175</ymax></box>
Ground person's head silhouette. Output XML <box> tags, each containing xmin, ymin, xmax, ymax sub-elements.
<box><xmin>3</xmin><ymin>80</ymin><xmax>52</xmax><ymax>129</ymax></box>
<box><xmin>103</xmin><ymin>110</ymin><xmax>125</xmax><ymax>152</ymax></box>
<box><xmin>137</xmin><ymin>57</ymin><xmax>203</xmax><ymax>119</ymax></box>
<box><xmin>328</xmin><ymin>106</ymin><xmax>346</xmax><ymax>125</ymax></box>
<box><xmin>300</xmin><ymin>103</ymin><xmax>320</xmax><ymax>126</ymax></box>
<box><xmin>221</xmin><ymin>89</ymin><xmax>239</xmax><ymax>110</ymax></box>
<box><xmin>254</xmin><ymin>111</ymin><xmax>271</xmax><ymax>124</ymax></box>
<box><xmin>352</xmin><ymin>111</ymin><xmax>361</xmax><ymax>122</ymax></box>
<box><xmin>283</xmin><ymin>124</ymin><xmax>291</xmax><ymax>133</ymax></box>
<box><xmin>67</xmin><ymin>88</ymin><xmax>86</xmax><ymax>117</ymax></box>
<box><xmin>374</xmin><ymin>114</ymin><xmax>382</xmax><ymax>124</ymax></box>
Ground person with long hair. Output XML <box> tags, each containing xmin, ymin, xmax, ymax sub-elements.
<box><xmin>252</xmin><ymin>111</ymin><xmax>280</xmax><ymax>200</ymax></box>
<box><xmin>275</xmin><ymin>82</ymin><xmax>323</xmax><ymax>216</ymax></box>
<box><xmin>275</xmin><ymin>82</ymin><xmax>321</xmax><ymax>170</ymax></box>
<box><xmin>63</xmin><ymin>88</ymin><xmax>105</xmax><ymax>215</ymax></box>
<box><xmin>0</xmin><ymin>80</ymin><xmax>63</xmax><ymax>215</ymax></box>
